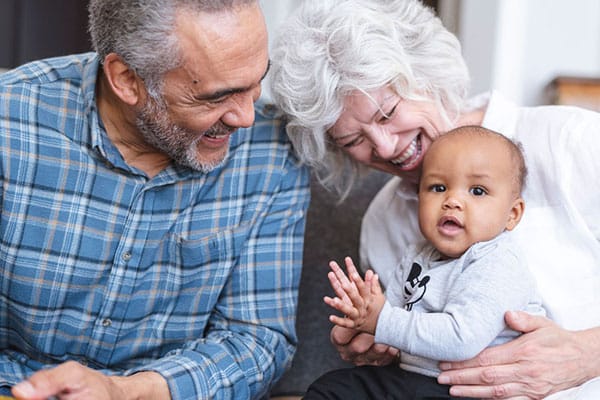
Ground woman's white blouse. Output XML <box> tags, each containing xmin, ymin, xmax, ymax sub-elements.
<box><xmin>361</xmin><ymin>91</ymin><xmax>600</xmax><ymax>331</ymax></box>
<box><xmin>360</xmin><ymin>91</ymin><xmax>600</xmax><ymax>398</ymax></box>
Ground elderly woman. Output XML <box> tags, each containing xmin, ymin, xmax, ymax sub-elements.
<box><xmin>270</xmin><ymin>0</ymin><xmax>600</xmax><ymax>399</ymax></box>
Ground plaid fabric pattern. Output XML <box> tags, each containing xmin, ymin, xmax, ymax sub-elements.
<box><xmin>0</xmin><ymin>53</ymin><xmax>310</xmax><ymax>399</ymax></box>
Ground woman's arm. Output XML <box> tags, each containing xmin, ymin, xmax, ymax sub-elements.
<box><xmin>438</xmin><ymin>311</ymin><xmax>600</xmax><ymax>399</ymax></box>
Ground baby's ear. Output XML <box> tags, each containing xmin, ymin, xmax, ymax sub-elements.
<box><xmin>505</xmin><ymin>197</ymin><xmax>525</xmax><ymax>231</ymax></box>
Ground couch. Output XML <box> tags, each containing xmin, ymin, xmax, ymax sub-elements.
<box><xmin>269</xmin><ymin>170</ymin><xmax>390</xmax><ymax>399</ymax></box>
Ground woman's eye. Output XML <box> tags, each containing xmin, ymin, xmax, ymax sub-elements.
<box><xmin>342</xmin><ymin>136</ymin><xmax>365</xmax><ymax>148</ymax></box>
<box><xmin>430</xmin><ymin>184</ymin><xmax>446</xmax><ymax>193</ymax></box>
<box><xmin>470</xmin><ymin>186</ymin><xmax>487</xmax><ymax>196</ymax></box>
<box><xmin>379</xmin><ymin>104</ymin><xmax>398</xmax><ymax>123</ymax></box>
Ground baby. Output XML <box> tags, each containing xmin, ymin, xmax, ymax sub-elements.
<box><xmin>325</xmin><ymin>125</ymin><xmax>545</xmax><ymax>380</ymax></box>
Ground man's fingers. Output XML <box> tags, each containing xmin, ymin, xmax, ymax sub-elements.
<box><xmin>13</xmin><ymin>361</ymin><xmax>84</xmax><ymax>400</ymax></box>
<box><xmin>11</xmin><ymin>380</ymin><xmax>39</xmax><ymax>399</ymax></box>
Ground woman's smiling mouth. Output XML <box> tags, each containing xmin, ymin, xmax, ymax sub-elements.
<box><xmin>390</xmin><ymin>132</ymin><xmax>423</xmax><ymax>170</ymax></box>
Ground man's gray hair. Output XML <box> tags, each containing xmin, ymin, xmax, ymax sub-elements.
<box><xmin>88</xmin><ymin>0</ymin><xmax>256</xmax><ymax>96</ymax></box>
<box><xmin>270</xmin><ymin>0</ymin><xmax>470</xmax><ymax>197</ymax></box>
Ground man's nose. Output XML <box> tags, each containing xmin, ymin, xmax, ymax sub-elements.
<box><xmin>221</xmin><ymin>92</ymin><xmax>257</xmax><ymax>128</ymax></box>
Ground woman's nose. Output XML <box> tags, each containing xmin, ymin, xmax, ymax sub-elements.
<box><xmin>369</xmin><ymin>129</ymin><xmax>396</xmax><ymax>159</ymax></box>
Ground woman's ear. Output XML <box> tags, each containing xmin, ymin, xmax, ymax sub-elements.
<box><xmin>505</xmin><ymin>197</ymin><xmax>525</xmax><ymax>231</ymax></box>
<box><xmin>101</xmin><ymin>53</ymin><xmax>144</xmax><ymax>106</ymax></box>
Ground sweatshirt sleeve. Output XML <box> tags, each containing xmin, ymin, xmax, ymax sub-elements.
<box><xmin>375</xmin><ymin>243</ymin><xmax>539</xmax><ymax>361</ymax></box>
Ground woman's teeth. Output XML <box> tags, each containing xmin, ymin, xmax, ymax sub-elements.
<box><xmin>390</xmin><ymin>134</ymin><xmax>421</xmax><ymax>168</ymax></box>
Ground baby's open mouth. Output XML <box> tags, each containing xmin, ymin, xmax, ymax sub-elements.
<box><xmin>438</xmin><ymin>215</ymin><xmax>464</xmax><ymax>229</ymax></box>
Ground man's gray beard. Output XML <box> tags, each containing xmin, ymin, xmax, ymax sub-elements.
<box><xmin>135</xmin><ymin>95</ymin><xmax>229</xmax><ymax>173</ymax></box>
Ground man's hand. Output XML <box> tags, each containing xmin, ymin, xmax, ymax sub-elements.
<box><xmin>437</xmin><ymin>311</ymin><xmax>600</xmax><ymax>399</ymax></box>
<box><xmin>330</xmin><ymin>324</ymin><xmax>398</xmax><ymax>366</ymax></box>
<box><xmin>11</xmin><ymin>361</ymin><xmax>170</xmax><ymax>400</ymax></box>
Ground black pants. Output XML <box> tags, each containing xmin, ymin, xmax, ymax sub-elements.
<box><xmin>303</xmin><ymin>364</ymin><xmax>475</xmax><ymax>400</ymax></box>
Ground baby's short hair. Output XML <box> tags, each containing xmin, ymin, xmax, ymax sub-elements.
<box><xmin>433</xmin><ymin>125</ymin><xmax>527</xmax><ymax>195</ymax></box>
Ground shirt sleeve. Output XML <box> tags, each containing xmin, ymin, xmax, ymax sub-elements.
<box><xmin>128</xmin><ymin>144</ymin><xmax>310</xmax><ymax>399</ymax></box>
<box><xmin>375</xmin><ymin>244</ymin><xmax>540</xmax><ymax>361</ymax></box>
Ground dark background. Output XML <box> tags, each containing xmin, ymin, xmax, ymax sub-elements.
<box><xmin>0</xmin><ymin>0</ymin><xmax>91</xmax><ymax>69</ymax></box>
<box><xmin>0</xmin><ymin>0</ymin><xmax>437</xmax><ymax>70</ymax></box>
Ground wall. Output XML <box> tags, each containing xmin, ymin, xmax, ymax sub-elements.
<box><xmin>261</xmin><ymin>0</ymin><xmax>600</xmax><ymax>106</ymax></box>
<box><xmin>451</xmin><ymin>0</ymin><xmax>600</xmax><ymax>105</ymax></box>
<box><xmin>3</xmin><ymin>0</ymin><xmax>598</xmax><ymax>107</ymax></box>
<box><xmin>259</xmin><ymin>0</ymin><xmax>302</xmax><ymax>101</ymax></box>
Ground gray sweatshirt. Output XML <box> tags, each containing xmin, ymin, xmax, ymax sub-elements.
<box><xmin>374</xmin><ymin>232</ymin><xmax>546</xmax><ymax>377</ymax></box>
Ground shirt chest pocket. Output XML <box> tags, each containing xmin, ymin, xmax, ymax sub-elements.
<box><xmin>167</xmin><ymin>226</ymin><xmax>250</xmax><ymax>294</ymax></box>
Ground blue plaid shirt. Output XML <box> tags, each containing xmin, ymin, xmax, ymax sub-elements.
<box><xmin>0</xmin><ymin>53</ymin><xmax>310</xmax><ymax>399</ymax></box>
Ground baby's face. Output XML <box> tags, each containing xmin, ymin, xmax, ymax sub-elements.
<box><xmin>417</xmin><ymin>132</ymin><xmax>523</xmax><ymax>259</ymax></box>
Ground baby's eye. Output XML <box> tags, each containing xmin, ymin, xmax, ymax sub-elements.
<box><xmin>470</xmin><ymin>186</ymin><xmax>487</xmax><ymax>196</ymax></box>
<box><xmin>429</xmin><ymin>184</ymin><xmax>446</xmax><ymax>193</ymax></box>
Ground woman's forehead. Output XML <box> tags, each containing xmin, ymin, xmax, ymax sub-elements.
<box><xmin>334</xmin><ymin>87</ymin><xmax>395</xmax><ymax>126</ymax></box>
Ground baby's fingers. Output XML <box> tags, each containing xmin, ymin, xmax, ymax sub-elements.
<box><xmin>344</xmin><ymin>257</ymin><xmax>362</xmax><ymax>284</ymax></box>
<box><xmin>344</xmin><ymin>257</ymin><xmax>370</xmax><ymax>298</ymax></box>
<box><xmin>329</xmin><ymin>314</ymin><xmax>356</xmax><ymax>329</ymax></box>
<box><xmin>329</xmin><ymin>261</ymin><xmax>358</xmax><ymax>294</ymax></box>
<box><xmin>366</xmin><ymin>273</ymin><xmax>383</xmax><ymax>297</ymax></box>
<box><xmin>327</xmin><ymin>271</ymin><xmax>353</xmax><ymax>305</ymax></box>
<box><xmin>324</xmin><ymin>295</ymin><xmax>357</xmax><ymax>317</ymax></box>
<box><xmin>372</xmin><ymin>274</ymin><xmax>383</xmax><ymax>296</ymax></box>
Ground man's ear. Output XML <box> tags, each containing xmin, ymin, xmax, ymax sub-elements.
<box><xmin>505</xmin><ymin>197</ymin><xmax>525</xmax><ymax>231</ymax></box>
<box><xmin>102</xmin><ymin>53</ymin><xmax>144</xmax><ymax>106</ymax></box>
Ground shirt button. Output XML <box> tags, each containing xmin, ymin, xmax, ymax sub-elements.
<box><xmin>122</xmin><ymin>252</ymin><xmax>132</xmax><ymax>261</ymax></box>
<box><xmin>102</xmin><ymin>318</ymin><xmax>112</xmax><ymax>327</ymax></box>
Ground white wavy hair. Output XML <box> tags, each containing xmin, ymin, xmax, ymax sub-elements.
<box><xmin>270</xmin><ymin>0</ymin><xmax>470</xmax><ymax>197</ymax></box>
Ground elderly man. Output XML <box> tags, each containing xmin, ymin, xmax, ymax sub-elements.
<box><xmin>0</xmin><ymin>1</ymin><xmax>309</xmax><ymax>399</ymax></box>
